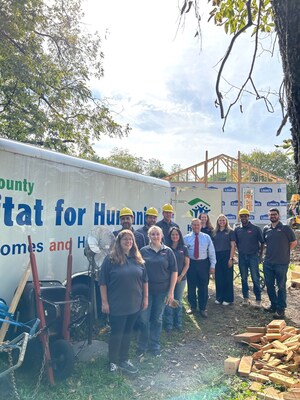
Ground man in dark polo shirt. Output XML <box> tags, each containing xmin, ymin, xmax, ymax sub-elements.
<box><xmin>263</xmin><ymin>208</ymin><xmax>297</xmax><ymax>318</ymax></box>
<box><xmin>234</xmin><ymin>208</ymin><xmax>264</xmax><ymax>308</ymax></box>
<box><xmin>156</xmin><ymin>203</ymin><xmax>179</xmax><ymax>241</ymax></box>
<box><xmin>113</xmin><ymin>207</ymin><xmax>146</xmax><ymax>250</ymax></box>
<box><xmin>136</xmin><ymin>207</ymin><xmax>158</xmax><ymax>245</ymax></box>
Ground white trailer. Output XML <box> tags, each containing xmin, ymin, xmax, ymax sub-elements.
<box><xmin>0</xmin><ymin>138</ymin><xmax>171</xmax><ymax>304</ymax></box>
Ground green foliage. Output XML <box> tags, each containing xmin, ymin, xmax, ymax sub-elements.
<box><xmin>0</xmin><ymin>0</ymin><xmax>129</xmax><ymax>157</ymax></box>
<box><xmin>96</xmin><ymin>148</ymin><xmax>168</xmax><ymax>177</ymax></box>
<box><xmin>145</xmin><ymin>158</ymin><xmax>168</xmax><ymax>178</ymax></box>
<box><xmin>97</xmin><ymin>147</ymin><xmax>146</xmax><ymax>174</ymax></box>
<box><xmin>241</xmin><ymin>149</ymin><xmax>297</xmax><ymax>200</ymax></box>
<box><xmin>208</xmin><ymin>0</ymin><xmax>274</xmax><ymax>36</ymax></box>
<box><xmin>240</xmin><ymin>149</ymin><xmax>295</xmax><ymax>181</ymax></box>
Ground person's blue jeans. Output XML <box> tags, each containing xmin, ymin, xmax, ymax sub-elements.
<box><xmin>263</xmin><ymin>263</ymin><xmax>288</xmax><ymax>310</ymax></box>
<box><xmin>164</xmin><ymin>279</ymin><xmax>187</xmax><ymax>329</ymax></box>
<box><xmin>238</xmin><ymin>253</ymin><xmax>261</xmax><ymax>301</ymax></box>
<box><xmin>138</xmin><ymin>291</ymin><xmax>167</xmax><ymax>352</ymax></box>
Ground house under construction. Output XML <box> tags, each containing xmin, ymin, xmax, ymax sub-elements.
<box><xmin>164</xmin><ymin>152</ymin><xmax>287</xmax><ymax>227</ymax></box>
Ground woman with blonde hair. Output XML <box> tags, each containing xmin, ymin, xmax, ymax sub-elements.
<box><xmin>99</xmin><ymin>230</ymin><xmax>148</xmax><ymax>374</ymax></box>
<box><xmin>137</xmin><ymin>225</ymin><xmax>177</xmax><ymax>357</ymax></box>
<box><xmin>212</xmin><ymin>214</ymin><xmax>235</xmax><ymax>305</ymax></box>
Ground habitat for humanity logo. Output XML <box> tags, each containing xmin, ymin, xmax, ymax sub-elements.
<box><xmin>188</xmin><ymin>198</ymin><xmax>211</xmax><ymax>218</ymax></box>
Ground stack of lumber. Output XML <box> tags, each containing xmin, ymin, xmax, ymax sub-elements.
<box><xmin>225</xmin><ymin>320</ymin><xmax>300</xmax><ymax>399</ymax></box>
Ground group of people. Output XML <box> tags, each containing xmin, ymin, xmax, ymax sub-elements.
<box><xmin>98</xmin><ymin>204</ymin><xmax>297</xmax><ymax>375</ymax></box>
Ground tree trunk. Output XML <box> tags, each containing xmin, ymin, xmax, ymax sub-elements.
<box><xmin>272</xmin><ymin>0</ymin><xmax>300</xmax><ymax>192</ymax></box>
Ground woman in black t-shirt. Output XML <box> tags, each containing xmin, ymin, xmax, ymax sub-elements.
<box><xmin>137</xmin><ymin>226</ymin><xmax>178</xmax><ymax>357</ymax></box>
<box><xmin>99</xmin><ymin>230</ymin><xmax>148</xmax><ymax>374</ymax></box>
<box><xmin>164</xmin><ymin>227</ymin><xmax>190</xmax><ymax>331</ymax></box>
<box><xmin>212</xmin><ymin>214</ymin><xmax>235</xmax><ymax>305</ymax></box>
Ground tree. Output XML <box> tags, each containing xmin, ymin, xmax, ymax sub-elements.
<box><xmin>0</xmin><ymin>0</ymin><xmax>129</xmax><ymax>157</ymax></box>
<box><xmin>96</xmin><ymin>148</ymin><xmax>145</xmax><ymax>174</ymax></box>
<box><xmin>240</xmin><ymin>149</ymin><xmax>297</xmax><ymax>201</ymax></box>
<box><xmin>145</xmin><ymin>158</ymin><xmax>168</xmax><ymax>178</ymax></box>
<box><xmin>181</xmin><ymin>0</ymin><xmax>300</xmax><ymax>191</ymax></box>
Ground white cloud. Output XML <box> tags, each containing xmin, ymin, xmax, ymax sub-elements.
<box><xmin>84</xmin><ymin>0</ymin><xmax>291</xmax><ymax>171</ymax></box>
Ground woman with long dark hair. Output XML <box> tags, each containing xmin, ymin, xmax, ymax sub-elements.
<box><xmin>99</xmin><ymin>230</ymin><xmax>148</xmax><ymax>374</ymax></box>
<box><xmin>199</xmin><ymin>213</ymin><xmax>214</xmax><ymax>237</ymax></box>
<box><xmin>212</xmin><ymin>214</ymin><xmax>235</xmax><ymax>305</ymax></box>
<box><xmin>164</xmin><ymin>227</ymin><xmax>189</xmax><ymax>331</ymax></box>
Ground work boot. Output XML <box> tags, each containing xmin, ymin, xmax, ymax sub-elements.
<box><xmin>200</xmin><ymin>309</ymin><xmax>208</xmax><ymax>318</ymax></box>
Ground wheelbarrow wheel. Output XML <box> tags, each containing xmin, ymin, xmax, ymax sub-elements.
<box><xmin>50</xmin><ymin>339</ymin><xmax>74</xmax><ymax>380</ymax></box>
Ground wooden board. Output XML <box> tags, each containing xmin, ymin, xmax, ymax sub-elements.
<box><xmin>238</xmin><ymin>355</ymin><xmax>253</xmax><ymax>377</ymax></box>
<box><xmin>268</xmin><ymin>320</ymin><xmax>287</xmax><ymax>330</ymax></box>
<box><xmin>0</xmin><ymin>260</ymin><xmax>31</xmax><ymax>343</ymax></box>
<box><xmin>269</xmin><ymin>373</ymin><xmax>300</xmax><ymax>388</ymax></box>
<box><xmin>246</xmin><ymin>326</ymin><xmax>267</xmax><ymax>333</ymax></box>
<box><xmin>249</xmin><ymin>372</ymin><xmax>270</xmax><ymax>383</ymax></box>
<box><xmin>234</xmin><ymin>332</ymin><xmax>265</xmax><ymax>343</ymax></box>
<box><xmin>291</xmin><ymin>278</ymin><xmax>300</xmax><ymax>288</ymax></box>
<box><xmin>224</xmin><ymin>357</ymin><xmax>240</xmax><ymax>375</ymax></box>
<box><xmin>291</xmin><ymin>271</ymin><xmax>300</xmax><ymax>280</ymax></box>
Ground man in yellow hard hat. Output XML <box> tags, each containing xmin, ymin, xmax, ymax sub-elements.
<box><xmin>136</xmin><ymin>207</ymin><xmax>158</xmax><ymax>245</ymax></box>
<box><xmin>234</xmin><ymin>208</ymin><xmax>264</xmax><ymax>307</ymax></box>
<box><xmin>113</xmin><ymin>207</ymin><xmax>146</xmax><ymax>249</ymax></box>
<box><xmin>156</xmin><ymin>203</ymin><xmax>179</xmax><ymax>241</ymax></box>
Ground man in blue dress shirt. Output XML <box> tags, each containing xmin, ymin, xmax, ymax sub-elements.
<box><xmin>184</xmin><ymin>218</ymin><xmax>216</xmax><ymax>318</ymax></box>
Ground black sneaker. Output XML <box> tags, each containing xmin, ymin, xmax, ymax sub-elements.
<box><xmin>151</xmin><ymin>349</ymin><xmax>161</xmax><ymax>357</ymax></box>
<box><xmin>264</xmin><ymin>305</ymin><xmax>276</xmax><ymax>313</ymax></box>
<box><xmin>136</xmin><ymin>348</ymin><xmax>145</xmax><ymax>358</ymax></box>
<box><xmin>109</xmin><ymin>363</ymin><xmax>118</xmax><ymax>373</ymax></box>
<box><xmin>119</xmin><ymin>360</ymin><xmax>138</xmax><ymax>374</ymax></box>
<box><xmin>273</xmin><ymin>309</ymin><xmax>285</xmax><ymax>319</ymax></box>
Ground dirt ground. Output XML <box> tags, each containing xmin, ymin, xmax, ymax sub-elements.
<box><xmin>128</xmin><ymin>273</ymin><xmax>300</xmax><ymax>400</ymax></box>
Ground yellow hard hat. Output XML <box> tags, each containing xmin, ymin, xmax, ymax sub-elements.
<box><xmin>146</xmin><ymin>207</ymin><xmax>158</xmax><ymax>216</ymax></box>
<box><xmin>238</xmin><ymin>208</ymin><xmax>250</xmax><ymax>216</ymax></box>
<box><xmin>119</xmin><ymin>207</ymin><xmax>134</xmax><ymax>217</ymax></box>
<box><xmin>162</xmin><ymin>203</ymin><xmax>174</xmax><ymax>213</ymax></box>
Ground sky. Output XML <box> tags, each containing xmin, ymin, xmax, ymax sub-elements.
<box><xmin>83</xmin><ymin>0</ymin><xmax>291</xmax><ymax>172</ymax></box>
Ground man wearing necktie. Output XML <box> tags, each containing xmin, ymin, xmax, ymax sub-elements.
<box><xmin>184</xmin><ymin>218</ymin><xmax>216</xmax><ymax>318</ymax></box>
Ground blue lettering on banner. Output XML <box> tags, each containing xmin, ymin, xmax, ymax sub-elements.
<box><xmin>171</xmin><ymin>186</ymin><xmax>176</xmax><ymax>192</ymax></box>
<box><xmin>255</xmin><ymin>200</ymin><xmax>262</xmax><ymax>206</ymax></box>
<box><xmin>280</xmin><ymin>200</ymin><xmax>287</xmax><ymax>206</ymax></box>
<box><xmin>222</xmin><ymin>201</ymin><xmax>225</xmax><ymax>206</ymax></box>
<box><xmin>260</xmin><ymin>214</ymin><xmax>269</xmax><ymax>220</ymax></box>
<box><xmin>226</xmin><ymin>213</ymin><xmax>236</xmax><ymax>220</ymax></box>
<box><xmin>224</xmin><ymin>186</ymin><xmax>236</xmax><ymax>192</ymax></box>
<box><xmin>230</xmin><ymin>200</ymin><xmax>242</xmax><ymax>206</ymax></box>
<box><xmin>260</xmin><ymin>187</ymin><xmax>272</xmax><ymax>193</ymax></box>
<box><xmin>267</xmin><ymin>200</ymin><xmax>280</xmax><ymax>206</ymax></box>
<box><xmin>249</xmin><ymin>215</ymin><xmax>255</xmax><ymax>220</ymax></box>
<box><xmin>208</xmin><ymin>186</ymin><xmax>218</xmax><ymax>190</ymax></box>
<box><xmin>278</xmin><ymin>188</ymin><xmax>282</xmax><ymax>193</ymax></box>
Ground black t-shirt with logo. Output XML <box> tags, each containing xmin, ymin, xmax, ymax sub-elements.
<box><xmin>99</xmin><ymin>255</ymin><xmax>148</xmax><ymax>316</ymax></box>
<box><xmin>140</xmin><ymin>245</ymin><xmax>177</xmax><ymax>294</ymax></box>
<box><xmin>212</xmin><ymin>229</ymin><xmax>235</xmax><ymax>252</ymax></box>
<box><xmin>235</xmin><ymin>222</ymin><xmax>264</xmax><ymax>255</ymax></box>
<box><xmin>263</xmin><ymin>222</ymin><xmax>296</xmax><ymax>265</ymax></box>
